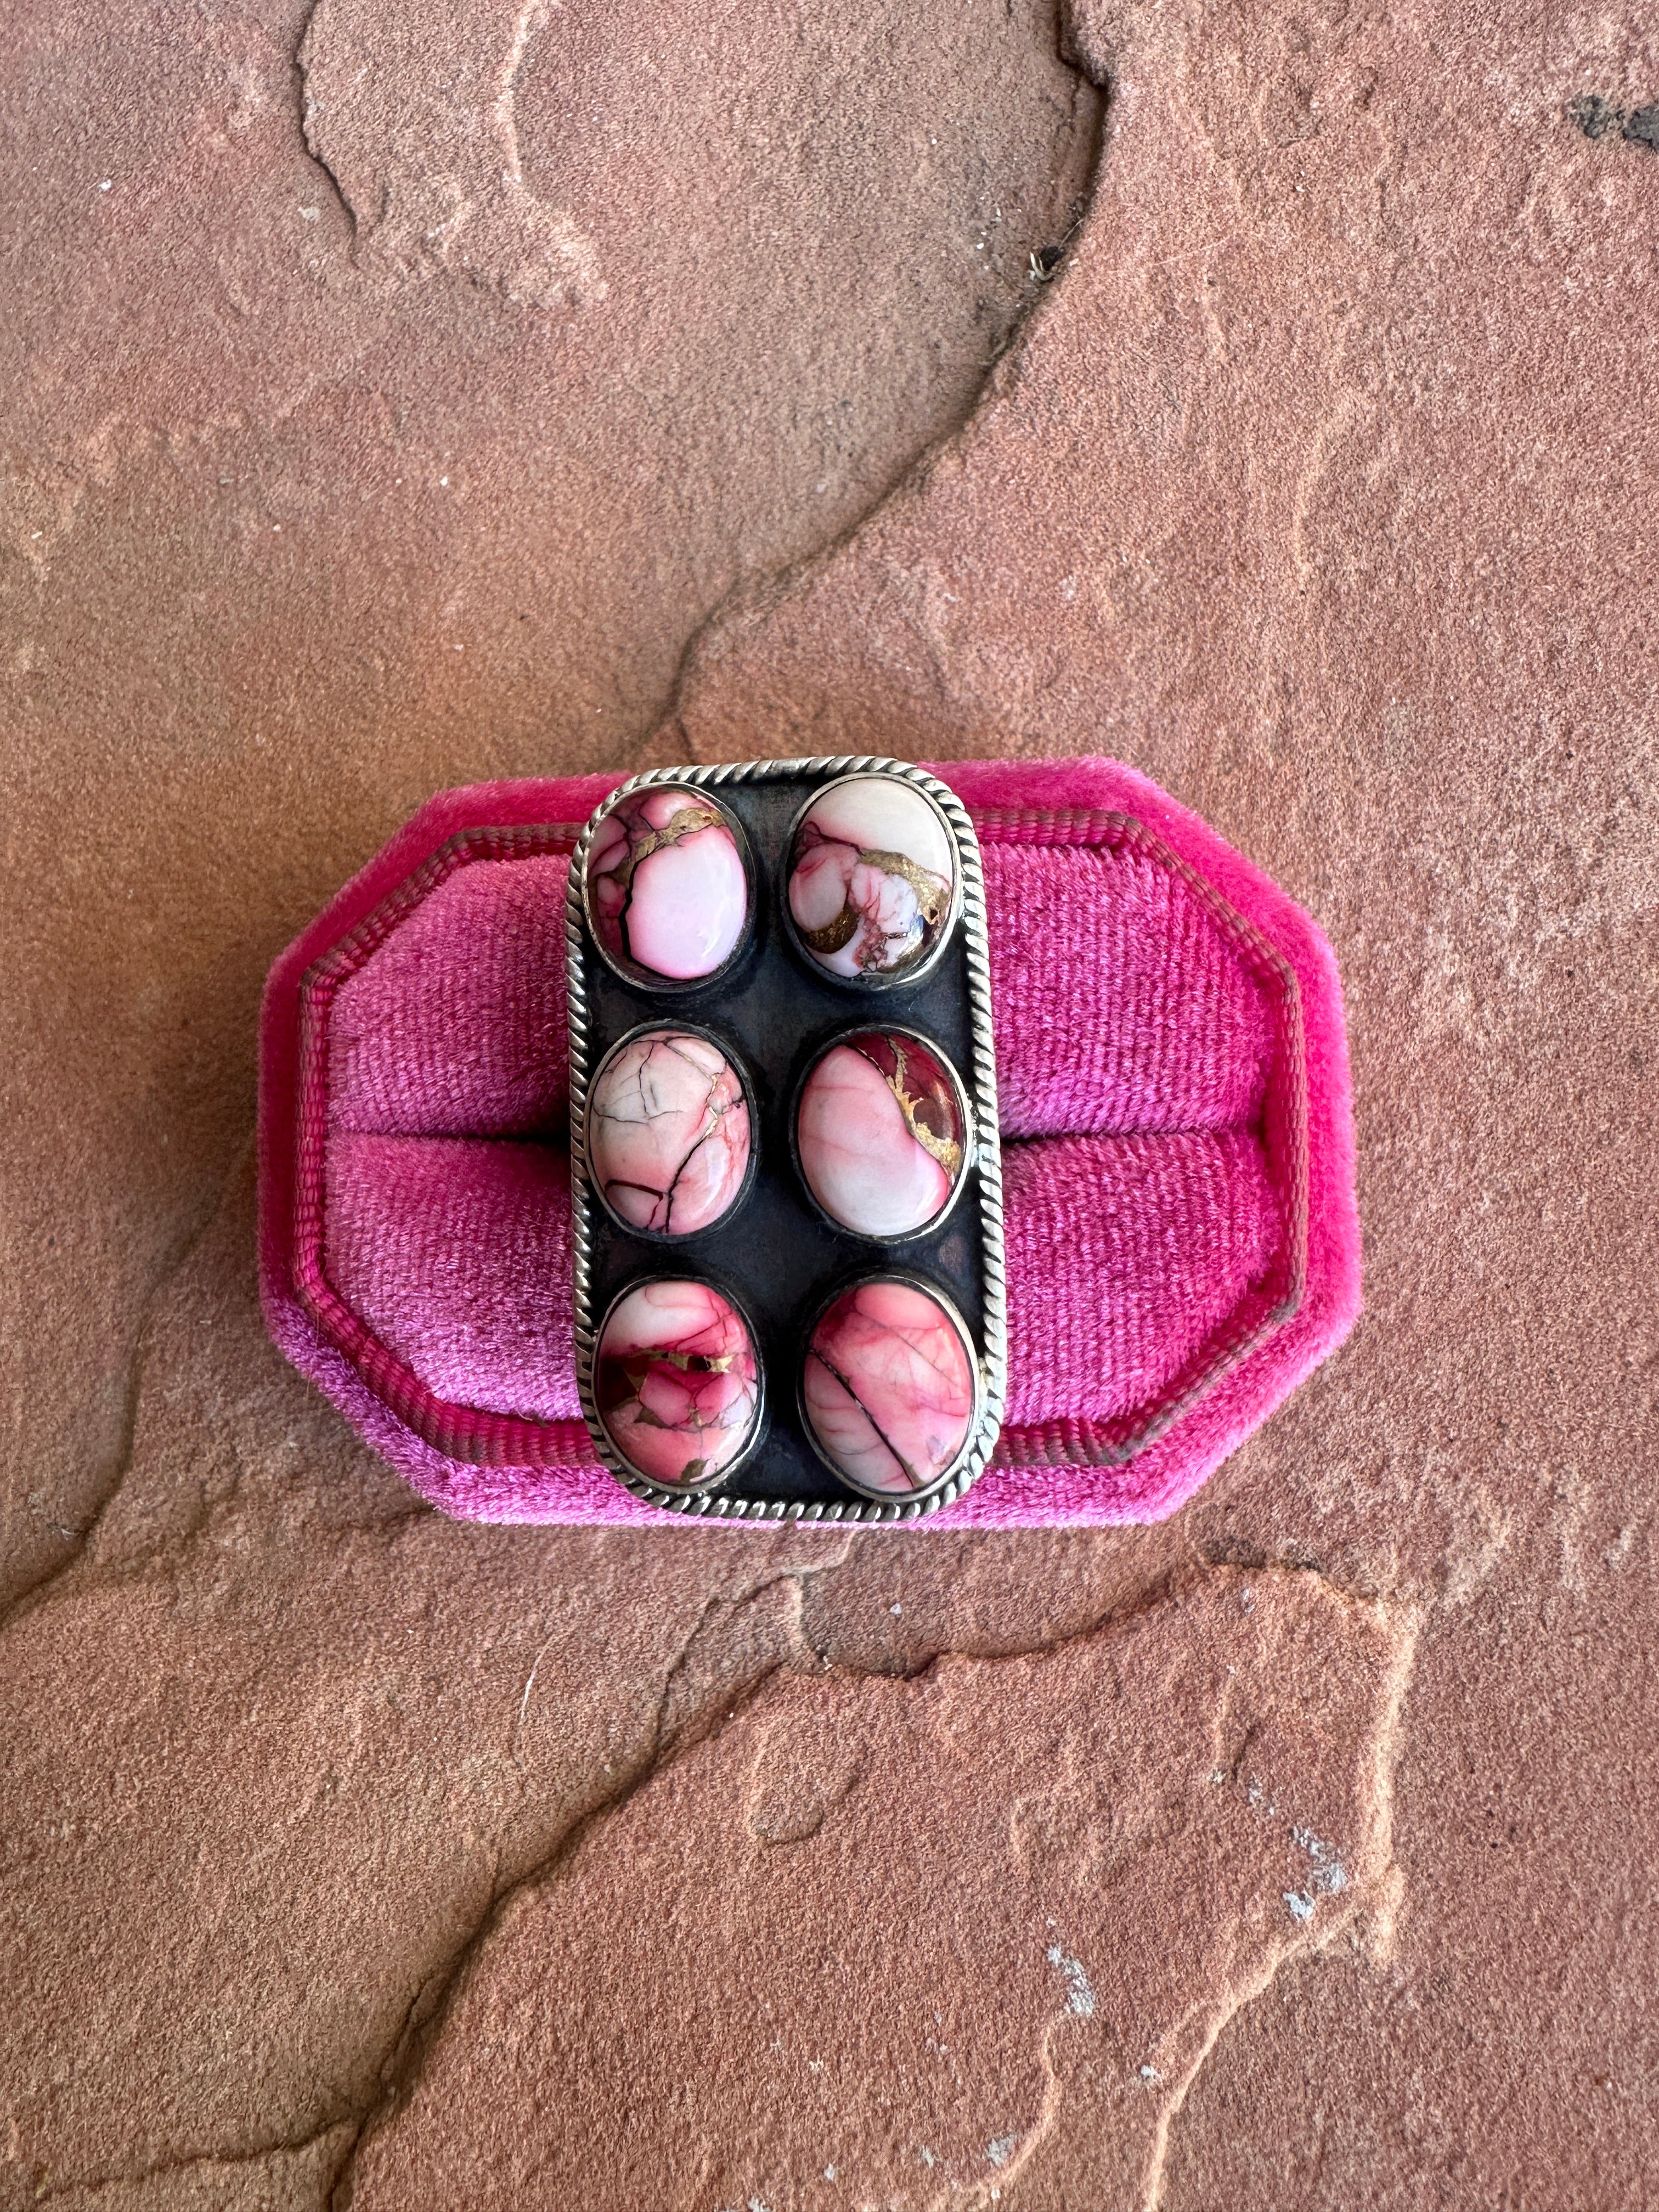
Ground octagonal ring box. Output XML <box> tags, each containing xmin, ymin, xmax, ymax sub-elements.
<box><xmin>258</xmin><ymin>755</ymin><xmax>1361</xmax><ymax>1528</ymax></box>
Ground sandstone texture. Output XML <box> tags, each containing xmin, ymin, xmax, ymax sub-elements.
<box><xmin>2</xmin><ymin>0</ymin><xmax>1655</xmax><ymax>2206</ymax></box>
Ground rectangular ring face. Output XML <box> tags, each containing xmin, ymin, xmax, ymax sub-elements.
<box><xmin>567</xmin><ymin>758</ymin><xmax>1006</xmax><ymax>1522</ymax></box>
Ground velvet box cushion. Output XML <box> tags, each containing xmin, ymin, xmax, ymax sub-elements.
<box><xmin>258</xmin><ymin>756</ymin><xmax>1360</xmax><ymax>1526</ymax></box>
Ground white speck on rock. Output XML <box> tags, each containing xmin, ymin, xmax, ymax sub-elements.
<box><xmin>1046</xmin><ymin>1943</ymin><xmax>1097</xmax><ymax>2017</ymax></box>
<box><xmin>1284</xmin><ymin>1824</ymin><xmax>1349</xmax><ymax>1918</ymax></box>
<box><xmin>986</xmin><ymin>2134</ymin><xmax>1018</xmax><ymax>2167</ymax></box>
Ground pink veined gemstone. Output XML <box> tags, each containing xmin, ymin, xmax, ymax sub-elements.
<box><xmin>786</xmin><ymin>777</ymin><xmax>956</xmax><ymax>980</ymax></box>
<box><xmin>588</xmin><ymin>1030</ymin><xmax>751</xmax><ymax>1235</ymax></box>
<box><xmin>796</xmin><ymin>1030</ymin><xmax>966</xmax><ymax>1237</ymax></box>
<box><xmin>587</xmin><ymin>787</ymin><xmax>748</xmax><ymax>980</ymax></box>
<box><xmin>595</xmin><ymin>1279</ymin><xmax>760</xmax><ymax>1487</ymax></box>
<box><xmin>802</xmin><ymin>1278</ymin><xmax>975</xmax><ymax>1497</ymax></box>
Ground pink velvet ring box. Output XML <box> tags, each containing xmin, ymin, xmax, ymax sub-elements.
<box><xmin>258</xmin><ymin>755</ymin><xmax>1361</xmax><ymax>1528</ymax></box>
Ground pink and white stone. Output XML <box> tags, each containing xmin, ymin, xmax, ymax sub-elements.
<box><xmin>796</xmin><ymin>1030</ymin><xmax>966</xmax><ymax>1237</ymax></box>
<box><xmin>588</xmin><ymin>1030</ymin><xmax>751</xmax><ymax>1235</ymax></box>
<box><xmin>587</xmin><ymin>786</ymin><xmax>748</xmax><ymax>980</ymax></box>
<box><xmin>802</xmin><ymin>1278</ymin><xmax>975</xmax><ymax>1497</ymax></box>
<box><xmin>595</xmin><ymin>1278</ymin><xmax>760</xmax><ymax>1487</ymax></box>
<box><xmin>787</xmin><ymin>777</ymin><xmax>956</xmax><ymax>980</ymax></box>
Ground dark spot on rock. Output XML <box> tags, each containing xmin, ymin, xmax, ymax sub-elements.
<box><xmin>1567</xmin><ymin>92</ymin><xmax>1619</xmax><ymax>140</ymax></box>
<box><xmin>1036</xmin><ymin>244</ymin><xmax>1064</xmax><ymax>274</ymax></box>
<box><xmin>1567</xmin><ymin>92</ymin><xmax>1659</xmax><ymax>149</ymax></box>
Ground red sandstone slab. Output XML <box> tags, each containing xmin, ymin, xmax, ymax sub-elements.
<box><xmin>2</xmin><ymin>0</ymin><xmax>1654</xmax><ymax>2202</ymax></box>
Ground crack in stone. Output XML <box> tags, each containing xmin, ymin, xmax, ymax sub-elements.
<box><xmin>330</xmin><ymin>1564</ymin><xmax>1415</xmax><ymax>2206</ymax></box>
<box><xmin>6</xmin><ymin>1518</ymin><xmax>1409</xmax><ymax>2203</ymax></box>
<box><xmin>806</xmin><ymin>1342</ymin><xmax>926</xmax><ymax>1492</ymax></box>
<box><xmin>635</xmin><ymin>26</ymin><xmax>1108</xmax><ymax>769</ymax></box>
<box><xmin>593</xmin><ymin>1037</ymin><xmax>743</xmax><ymax>1233</ymax></box>
<box><xmin>0</xmin><ymin>1136</ymin><xmax>252</xmax><ymax>1637</ymax></box>
<box><xmin>35</xmin><ymin>2117</ymin><xmax>356</xmax><ymax>2204</ymax></box>
<box><xmin>296</xmin><ymin>0</ymin><xmax>605</xmax><ymax>308</ymax></box>
<box><xmin>1134</xmin><ymin>1598</ymin><xmax>1423</xmax><ymax>2212</ymax></box>
<box><xmin>326</xmin><ymin>1550</ymin><xmax>854</xmax><ymax>2205</ymax></box>
<box><xmin>893</xmin><ymin>1582</ymin><xmax>1424</xmax><ymax>2212</ymax></box>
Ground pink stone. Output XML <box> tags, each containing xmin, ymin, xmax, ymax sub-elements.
<box><xmin>803</xmin><ymin>1278</ymin><xmax>975</xmax><ymax>1497</ymax></box>
<box><xmin>588</xmin><ymin>1030</ymin><xmax>751</xmax><ymax>1236</ymax></box>
<box><xmin>595</xmin><ymin>1279</ymin><xmax>760</xmax><ymax>1487</ymax></box>
<box><xmin>797</xmin><ymin>1030</ymin><xmax>966</xmax><ymax>1237</ymax></box>
<box><xmin>587</xmin><ymin>787</ymin><xmax>748</xmax><ymax>981</ymax></box>
<box><xmin>787</xmin><ymin>777</ymin><xmax>956</xmax><ymax>980</ymax></box>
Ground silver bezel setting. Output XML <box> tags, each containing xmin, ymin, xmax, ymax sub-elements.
<box><xmin>795</xmin><ymin>1271</ymin><xmax>984</xmax><ymax>1505</ymax></box>
<box><xmin>584</xmin><ymin>1020</ymin><xmax>760</xmax><ymax>1244</ymax></box>
<box><xmin>779</xmin><ymin>771</ymin><xmax>965</xmax><ymax>990</ymax></box>
<box><xmin>580</xmin><ymin>782</ymin><xmax>757</xmax><ymax>992</ymax></box>
<box><xmin>568</xmin><ymin>757</ymin><xmax>1006</xmax><ymax>1524</ymax></box>
<box><xmin>590</xmin><ymin>1273</ymin><xmax>768</xmax><ymax>1493</ymax></box>
<box><xmin>788</xmin><ymin>1022</ymin><xmax>976</xmax><ymax>1246</ymax></box>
